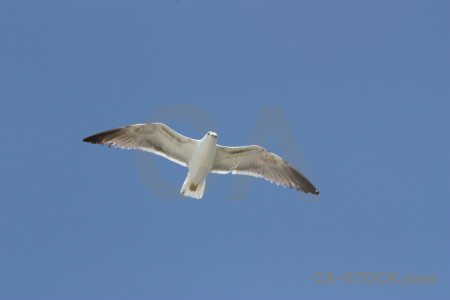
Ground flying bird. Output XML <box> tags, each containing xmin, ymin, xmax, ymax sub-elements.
<box><xmin>83</xmin><ymin>123</ymin><xmax>319</xmax><ymax>199</ymax></box>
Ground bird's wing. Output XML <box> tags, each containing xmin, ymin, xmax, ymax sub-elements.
<box><xmin>83</xmin><ymin>123</ymin><xmax>198</xmax><ymax>167</ymax></box>
<box><xmin>211</xmin><ymin>145</ymin><xmax>319</xmax><ymax>194</ymax></box>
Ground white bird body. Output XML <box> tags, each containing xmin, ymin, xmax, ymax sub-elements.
<box><xmin>83</xmin><ymin>123</ymin><xmax>319</xmax><ymax>199</ymax></box>
<box><xmin>181</xmin><ymin>133</ymin><xmax>218</xmax><ymax>199</ymax></box>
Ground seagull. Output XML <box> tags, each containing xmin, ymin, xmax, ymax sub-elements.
<box><xmin>83</xmin><ymin>123</ymin><xmax>320</xmax><ymax>199</ymax></box>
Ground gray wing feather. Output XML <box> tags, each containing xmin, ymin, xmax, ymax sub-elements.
<box><xmin>83</xmin><ymin>123</ymin><xmax>197</xmax><ymax>167</ymax></box>
<box><xmin>211</xmin><ymin>145</ymin><xmax>319</xmax><ymax>195</ymax></box>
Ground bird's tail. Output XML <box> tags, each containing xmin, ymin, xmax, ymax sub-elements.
<box><xmin>180</xmin><ymin>174</ymin><xmax>206</xmax><ymax>199</ymax></box>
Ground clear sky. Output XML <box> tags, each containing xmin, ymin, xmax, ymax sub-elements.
<box><xmin>1</xmin><ymin>1</ymin><xmax>449</xmax><ymax>299</ymax></box>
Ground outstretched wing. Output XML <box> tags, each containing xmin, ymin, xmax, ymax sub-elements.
<box><xmin>83</xmin><ymin>123</ymin><xmax>198</xmax><ymax>167</ymax></box>
<box><xmin>211</xmin><ymin>145</ymin><xmax>319</xmax><ymax>195</ymax></box>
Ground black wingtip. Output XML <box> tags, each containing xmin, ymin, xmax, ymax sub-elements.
<box><xmin>82</xmin><ymin>128</ymin><xmax>122</xmax><ymax>145</ymax></box>
<box><xmin>82</xmin><ymin>134</ymin><xmax>101</xmax><ymax>144</ymax></box>
<box><xmin>296</xmin><ymin>186</ymin><xmax>320</xmax><ymax>195</ymax></box>
<box><xmin>288</xmin><ymin>166</ymin><xmax>320</xmax><ymax>196</ymax></box>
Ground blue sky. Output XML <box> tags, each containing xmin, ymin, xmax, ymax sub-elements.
<box><xmin>1</xmin><ymin>0</ymin><xmax>449</xmax><ymax>299</ymax></box>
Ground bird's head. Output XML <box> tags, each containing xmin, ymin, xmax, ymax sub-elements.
<box><xmin>206</xmin><ymin>131</ymin><xmax>218</xmax><ymax>139</ymax></box>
